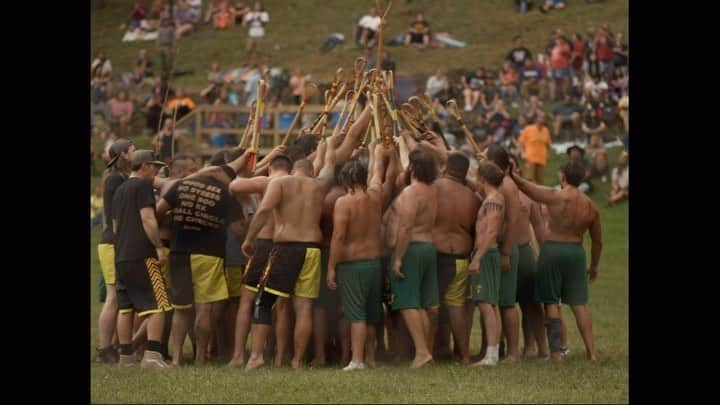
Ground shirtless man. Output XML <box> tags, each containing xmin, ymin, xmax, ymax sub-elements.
<box><xmin>226</xmin><ymin>154</ymin><xmax>292</xmax><ymax>368</ymax></box>
<box><xmin>485</xmin><ymin>144</ymin><xmax>523</xmax><ymax>363</ymax></box>
<box><xmin>327</xmin><ymin>144</ymin><xmax>397</xmax><ymax>371</ymax></box>
<box><xmin>431</xmin><ymin>153</ymin><xmax>481</xmax><ymax>365</ymax></box>
<box><xmin>241</xmin><ymin>138</ymin><xmax>336</xmax><ymax>370</ymax></box>
<box><xmin>390</xmin><ymin>147</ymin><xmax>439</xmax><ymax>369</ymax></box>
<box><xmin>468</xmin><ymin>161</ymin><xmax>506</xmax><ymax>367</ymax></box>
<box><xmin>509</xmin><ymin>158</ymin><xmax>602</xmax><ymax>362</ymax></box>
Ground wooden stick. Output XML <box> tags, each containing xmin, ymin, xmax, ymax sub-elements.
<box><xmin>446</xmin><ymin>99</ymin><xmax>480</xmax><ymax>154</ymax></box>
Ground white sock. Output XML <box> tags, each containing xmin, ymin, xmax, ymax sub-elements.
<box><xmin>487</xmin><ymin>345</ymin><xmax>499</xmax><ymax>361</ymax></box>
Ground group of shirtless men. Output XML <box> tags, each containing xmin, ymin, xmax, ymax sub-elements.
<box><xmin>95</xmin><ymin>100</ymin><xmax>602</xmax><ymax>370</ymax></box>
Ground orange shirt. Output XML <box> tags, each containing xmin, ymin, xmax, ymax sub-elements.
<box><xmin>519</xmin><ymin>124</ymin><xmax>551</xmax><ymax>165</ymax></box>
<box><xmin>167</xmin><ymin>97</ymin><xmax>196</xmax><ymax>110</ymax></box>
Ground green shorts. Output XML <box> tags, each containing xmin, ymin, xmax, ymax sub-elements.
<box><xmin>390</xmin><ymin>242</ymin><xmax>439</xmax><ymax>310</ymax></box>
<box><xmin>317</xmin><ymin>248</ymin><xmax>341</xmax><ymax>310</ymax></box>
<box><xmin>536</xmin><ymin>242</ymin><xmax>588</xmax><ymax>305</ymax></box>
<box><xmin>499</xmin><ymin>244</ymin><xmax>520</xmax><ymax>307</ymax></box>
<box><xmin>516</xmin><ymin>243</ymin><xmax>538</xmax><ymax>303</ymax></box>
<box><xmin>337</xmin><ymin>258</ymin><xmax>383</xmax><ymax>323</ymax></box>
<box><xmin>470</xmin><ymin>248</ymin><xmax>501</xmax><ymax>305</ymax></box>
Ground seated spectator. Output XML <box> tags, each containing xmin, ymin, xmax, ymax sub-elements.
<box><xmin>200</xmin><ymin>63</ymin><xmax>225</xmax><ymax>102</ymax></box>
<box><xmin>91</xmin><ymin>185</ymin><xmax>104</xmax><ymax>228</ymax></box>
<box><xmin>515</xmin><ymin>0</ymin><xmax>534</xmax><ymax>14</ymax></box>
<box><xmin>518</xmin><ymin>58</ymin><xmax>547</xmax><ymax>101</ymax></box>
<box><xmin>608</xmin><ymin>151</ymin><xmax>629</xmax><ymax>206</ymax></box>
<box><xmin>571</xmin><ymin>33</ymin><xmax>585</xmax><ymax>73</ymax></box>
<box><xmin>486</xmin><ymin>99</ymin><xmax>513</xmax><ymax>142</ymax></box>
<box><xmin>166</xmin><ymin>88</ymin><xmax>197</xmax><ymax>120</ymax></box>
<box><xmin>129</xmin><ymin>0</ymin><xmax>149</xmax><ymax>32</ymax></box>
<box><xmin>506</xmin><ymin>35</ymin><xmax>532</xmax><ymax>70</ymax></box>
<box><xmin>481</xmin><ymin>74</ymin><xmax>501</xmax><ymax>112</ymax></box>
<box><xmin>425</xmin><ymin>69</ymin><xmax>447</xmax><ymax>100</ymax></box>
<box><xmin>470</xmin><ymin>114</ymin><xmax>492</xmax><ymax>145</ymax></box>
<box><xmin>91</xmin><ymin>74</ymin><xmax>112</xmax><ymax>128</ymax></box>
<box><xmin>583</xmin><ymin>74</ymin><xmax>608</xmax><ymax>109</ymax></box>
<box><xmin>581</xmin><ymin>108</ymin><xmax>607</xmax><ymax>143</ymax></box>
<box><xmin>539</xmin><ymin>0</ymin><xmax>566</xmax><ymax>13</ymax></box>
<box><xmin>551</xmin><ymin>95</ymin><xmax>582</xmax><ymax>142</ymax></box>
<box><xmin>136</xmin><ymin>49</ymin><xmax>154</xmax><ymax>78</ymax></box>
<box><xmin>145</xmin><ymin>0</ymin><xmax>167</xmax><ymax>30</ymax></box>
<box><xmin>205</xmin><ymin>0</ymin><xmax>226</xmax><ymax>23</ymax></box>
<box><xmin>214</xmin><ymin>2</ymin><xmax>236</xmax><ymax>29</ymax></box>
<box><xmin>500</xmin><ymin>61</ymin><xmax>519</xmax><ymax>104</ymax></box>
<box><xmin>356</xmin><ymin>8</ymin><xmax>381</xmax><ymax>48</ymax></box>
<box><xmin>404</xmin><ymin>13</ymin><xmax>431</xmax><ymax>49</ymax></box>
<box><xmin>583</xmin><ymin>51</ymin><xmax>602</xmax><ymax>81</ymax></box>
<box><xmin>518</xmin><ymin>95</ymin><xmax>544</xmax><ymax>127</ymax></box>
<box><xmin>186</xmin><ymin>0</ymin><xmax>204</xmax><ymax>19</ymax></box>
<box><xmin>563</xmin><ymin>145</ymin><xmax>593</xmax><ymax>194</ymax></box>
<box><xmin>243</xmin><ymin>65</ymin><xmax>262</xmax><ymax>107</ymax></box>
<box><xmin>608</xmin><ymin>67</ymin><xmax>628</xmax><ymax>104</ymax></box>
<box><xmin>461</xmin><ymin>67</ymin><xmax>486</xmax><ymax>112</ymax></box>
<box><xmin>108</xmin><ymin>91</ymin><xmax>134</xmax><ymax>136</ymax></box>
<box><xmin>91</xmin><ymin>52</ymin><xmax>112</xmax><ymax>79</ymax></box>
<box><xmin>289</xmin><ymin>68</ymin><xmax>306</xmax><ymax>105</ymax></box>
<box><xmin>174</xmin><ymin>0</ymin><xmax>200</xmax><ymax>39</ymax></box>
<box><xmin>612</xmin><ymin>32</ymin><xmax>629</xmax><ymax>75</ymax></box>
<box><xmin>585</xmin><ymin>133</ymin><xmax>609</xmax><ymax>182</ymax></box>
<box><xmin>432</xmin><ymin>81</ymin><xmax>458</xmax><ymax>120</ymax></box>
<box><xmin>617</xmin><ymin>95</ymin><xmax>629</xmax><ymax>134</ymax></box>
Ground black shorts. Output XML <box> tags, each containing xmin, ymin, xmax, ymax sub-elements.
<box><xmin>241</xmin><ymin>238</ymin><xmax>274</xmax><ymax>291</ymax></box>
<box><xmin>410</xmin><ymin>32</ymin><xmax>425</xmax><ymax>44</ymax></box>
<box><xmin>380</xmin><ymin>255</ymin><xmax>392</xmax><ymax>307</ymax></box>
<box><xmin>263</xmin><ymin>242</ymin><xmax>322</xmax><ymax>299</ymax></box>
<box><xmin>116</xmin><ymin>258</ymin><xmax>172</xmax><ymax>317</ymax></box>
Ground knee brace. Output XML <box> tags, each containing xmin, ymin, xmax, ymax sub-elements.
<box><xmin>545</xmin><ymin>318</ymin><xmax>562</xmax><ymax>353</ymax></box>
<box><xmin>252</xmin><ymin>290</ymin><xmax>278</xmax><ymax>325</ymax></box>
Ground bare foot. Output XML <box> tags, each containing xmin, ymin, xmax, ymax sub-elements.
<box><xmin>500</xmin><ymin>355</ymin><xmax>520</xmax><ymax>364</ymax></box>
<box><xmin>460</xmin><ymin>358</ymin><xmax>470</xmax><ymax>366</ymax></box>
<box><xmin>227</xmin><ymin>358</ymin><xmax>245</xmax><ymax>368</ymax></box>
<box><xmin>309</xmin><ymin>358</ymin><xmax>326</xmax><ymax>367</ymax></box>
<box><xmin>291</xmin><ymin>359</ymin><xmax>303</xmax><ymax>369</ymax></box>
<box><xmin>245</xmin><ymin>357</ymin><xmax>265</xmax><ymax>370</ymax></box>
<box><xmin>587</xmin><ymin>353</ymin><xmax>597</xmax><ymax>362</ymax></box>
<box><xmin>410</xmin><ymin>354</ymin><xmax>433</xmax><ymax>369</ymax></box>
<box><xmin>550</xmin><ymin>353</ymin><xmax>563</xmax><ymax>362</ymax></box>
<box><xmin>195</xmin><ymin>358</ymin><xmax>207</xmax><ymax>366</ymax></box>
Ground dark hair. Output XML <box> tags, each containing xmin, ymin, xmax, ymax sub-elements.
<box><xmin>446</xmin><ymin>153</ymin><xmax>469</xmax><ymax>180</ymax></box>
<box><xmin>561</xmin><ymin>158</ymin><xmax>586</xmax><ymax>187</ymax></box>
<box><xmin>409</xmin><ymin>148</ymin><xmax>438</xmax><ymax>184</ymax></box>
<box><xmin>208</xmin><ymin>150</ymin><xmax>229</xmax><ymax>166</ymax></box>
<box><xmin>294</xmin><ymin>135</ymin><xmax>319</xmax><ymax>156</ymax></box>
<box><xmin>477</xmin><ymin>161</ymin><xmax>504</xmax><ymax>187</ymax></box>
<box><xmin>339</xmin><ymin>159</ymin><xmax>368</xmax><ymax>192</ymax></box>
<box><xmin>269</xmin><ymin>155</ymin><xmax>292</xmax><ymax>172</ymax></box>
<box><xmin>283</xmin><ymin>145</ymin><xmax>306</xmax><ymax>163</ymax></box>
<box><xmin>486</xmin><ymin>144</ymin><xmax>510</xmax><ymax>173</ymax></box>
<box><xmin>293</xmin><ymin>158</ymin><xmax>314</xmax><ymax>174</ymax></box>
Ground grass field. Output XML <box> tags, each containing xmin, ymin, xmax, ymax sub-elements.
<box><xmin>89</xmin><ymin>146</ymin><xmax>628</xmax><ymax>403</ymax></box>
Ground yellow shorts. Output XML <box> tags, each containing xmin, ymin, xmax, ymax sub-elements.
<box><xmin>98</xmin><ymin>243</ymin><xmax>116</xmax><ymax>285</ymax></box>
<box><xmin>444</xmin><ymin>259</ymin><xmax>469</xmax><ymax>307</ymax></box>
<box><xmin>293</xmin><ymin>248</ymin><xmax>321</xmax><ymax>299</ymax></box>
<box><xmin>169</xmin><ymin>253</ymin><xmax>229</xmax><ymax>308</ymax></box>
<box><xmin>225</xmin><ymin>265</ymin><xmax>246</xmax><ymax>298</ymax></box>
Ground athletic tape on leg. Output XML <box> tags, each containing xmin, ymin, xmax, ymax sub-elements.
<box><xmin>545</xmin><ymin>318</ymin><xmax>562</xmax><ymax>353</ymax></box>
<box><xmin>252</xmin><ymin>290</ymin><xmax>278</xmax><ymax>325</ymax></box>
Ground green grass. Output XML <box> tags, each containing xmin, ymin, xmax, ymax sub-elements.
<box><xmin>90</xmin><ymin>146</ymin><xmax>628</xmax><ymax>403</ymax></box>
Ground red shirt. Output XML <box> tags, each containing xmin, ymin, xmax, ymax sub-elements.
<box><xmin>597</xmin><ymin>42</ymin><xmax>614</xmax><ymax>61</ymax></box>
<box><xmin>572</xmin><ymin>40</ymin><xmax>585</xmax><ymax>70</ymax></box>
<box><xmin>550</xmin><ymin>43</ymin><xmax>570</xmax><ymax>69</ymax></box>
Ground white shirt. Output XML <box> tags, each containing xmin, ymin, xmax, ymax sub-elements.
<box><xmin>425</xmin><ymin>75</ymin><xmax>446</xmax><ymax>98</ymax></box>
<box><xmin>358</xmin><ymin>15</ymin><xmax>381</xmax><ymax>31</ymax></box>
<box><xmin>245</xmin><ymin>11</ymin><xmax>269</xmax><ymax>38</ymax></box>
<box><xmin>185</xmin><ymin>0</ymin><xmax>202</xmax><ymax>7</ymax></box>
<box><xmin>584</xmin><ymin>80</ymin><xmax>608</xmax><ymax>101</ymax></box>
<box><xmin>91</xmin><ymin>59</ymin><xmax>112</xmax><ymax>77</ymax></box>
<box><xmin>612</xmin><ymin>166</ymin><xmax>629</xmax><ymax>189</ymax></box>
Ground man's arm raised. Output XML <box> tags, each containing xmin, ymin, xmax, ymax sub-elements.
<box><xmin>242</xmin><ymin>178</ymin><xmax>282</xmax><ymax>257</ymax></box>
<box><xmin>229</xmin><ymin>175</ymin><xmax>269</xmax><ymax>196</ymax></box>
<box><xmin>509</xmin><ymin>163</ymin><xmax>564</xmax><ymax>205</ymax></box>
<box><xmin>317</xmin><ymin>133</ymin><xmax>337</xmax><ymax>189</ymax></box>
<box><xmin>335</xmin><ymin>104</ymin><xmax>372</xmax><ymax>162</ymax></box>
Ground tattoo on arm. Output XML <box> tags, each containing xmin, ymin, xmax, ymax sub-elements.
<box><xmin>483</xmin><ymin>202</ymin><xmax>504</xmax><ymax>213</ymax></box>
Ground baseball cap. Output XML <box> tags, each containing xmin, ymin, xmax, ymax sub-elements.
<box><xmin>131</xmin><ymin>150</ymin><xmax>166</xmax><ymax>169</ymax></box>
<box><xmin>106</xmin><ymin>139</ymin><xmax>134</xmax><ymax>168</ymax></box>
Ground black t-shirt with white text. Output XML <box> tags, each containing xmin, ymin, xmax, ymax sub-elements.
<box><xmin>101</xmin><ymin>173</ymin><xmax>128</xmax><ymax>244</ymax></box>
<box><xmin>507</xmin><ymin>47</ymin><xmax>532</xmax><ymax>69</ymax></box>
<box><xmin>112</xmin><ymin>177</ymin><xmax>158</xmax><ymax>262</ymax></box>
<box><xmin>162</xmin><ymin>177</ymin><xmax>245</xmax><ymax>258</ymax></box>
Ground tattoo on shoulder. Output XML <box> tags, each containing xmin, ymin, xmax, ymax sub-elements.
<box><xmin>483</xmin><ymin>202</ymin><xmax>504</xmax><ymax>213</ymax></box>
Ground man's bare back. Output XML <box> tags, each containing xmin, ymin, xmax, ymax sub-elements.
<box><xmin>432</xmin><ymin>177</ymin><xmax>480</xmax><ymax>254</ymax></box>
<box><xmin>230</xmin><ymin>175</ymin><xmax>276</xmax><ymax>240</ymax></box>
<box><xmin>475</xmin><ymin>192</ymin><xmax>505</xmax><ymax>250</ymax></box>
<box><xmin>545</xmin><ymin>188</ymin><xmax>599</xmax><ymax>243</ymax></box>
<box><xmin>497</xmin><ymin>176</ymin><xmax>522</xmax><ymax>246</ymax></box>
<box><xmin>515</xmin><ymin>190</ymin><xmax>534</xmax><ymax>245</ymax></box>
<box><xmin>321</xmin><ymin>185</ymin><xmax>346</xmax><ymax>247</ymax></box>
<box><xmin>271</xmin><ymin>175</ymin><xmax>325</xmax><ymax>243</ymax></box>
<box><xmin>334</xmin><ymin>188</ymin><xmax>383</xmax><ymax>262</ymax></box>
<box><xmin>395</xmin><ymin>181</ymin><xmax>437</xmax><ymax>242</ymax></box>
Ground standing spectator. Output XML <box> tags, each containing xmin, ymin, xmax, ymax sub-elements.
<box><xmin>136</xmin><ymin>49</ymin><xmax>154</xmax><ymax>78</ymax></box>
<box><xmin>585</xmin><ymin>133</ymin><xmax>609</xmax><ymax>182</ymax></box>
<box><xmin>595</xmin><ymin>31</ymin><xmax>614</xmax><ymax>78</ymax></box>
<box><xmin>518</xmin><ymin>114</ymin><xmax>552</xmax><ymax>184</ymax></box>
<box><xmin>506</xmin><ymin>36</ymin><xmax>532</xmax><ymax>70</ymax></box>
<box><xmin>356</xmin><ymin>8</ymin><xmax>380</xmax><ymax>48</ymax></box>
<box><xmin>205</xmin><ymin>0</ymin><xmax>226</xmax><ymax>23</ymax></box>
<box><xmin>539</xmin><ymin>0</ymin><xmax>566</xmax><ymax>13</ymax></box>
<box><xmin>608</xmin><ymin>67</ymin><xmax>628</xmax><ymax>104</ymax></box>
<box><xmin>91</xmin><ymin>185</ymin><xmax>104</xmax><ymax>227</ymax></box>
<box><xmin>549</xmin><ymin>37</ymin><xmax>572</xmax><ymax>101</ymax></box>
<box><xmin>500</xmin><ymin>61</ymin><xmax>519</xmax><ymax>104</ymax></box>
<box><xmin>570</xmin><ymin>33</ymin><xmax>585</xmax><ymax>76</ymax></box>
<box><xmin>174</xmin><ymin>0</ymin><xmax>200</xmax><ymax>38</ymax></box>
<box><xmin>166</xmin><ymin>88</ymin><xmax>197</xmax><ymax>120</ymax></box>
<box><xmin>518</xmin><ymin>58</ymin><xmax>547</xmax><ymax>101</ymax></box>
<box><xmin>583</xmin><ymin>51</ymin><xmax>602</xmax><ymax>81</ymax></box>
<box><xmin>144</xmin><ymin>87</ymin><xmax>164</xmax><ymax>134</ymax></box>
<box><xmin>608</xmin><ymin>151</ymin><xmax>629</xmax><ymax>206</ymax></box>
<box><xmin>156</xmin><ymin>18</ymin><xmax>175</xmax><ymax>78</ymax></box>
<box><xmin>108</xmin><ymin>91</ymin><xmax>135</xmax><ymax>136</ymax></box>
<box><xmin>581</xmin><ymin>108</ymin><xmax>607</xmax><ymax>143</ymax></box>
<box><xmin>233</xmin><ymin>2</ymin><xmax>250</xmax><ymax>24</ymax></box>
<box><xmin>243</xmin><ymin>65</ymin><xmax>262</xmax><ymax>106</ymax></box>
<box><xmin>289</xmin><ymin>68</ymin><xmax>306</xmax><ymax>105</ymax></box>
<box><xmin>551</xmin><ymin>95</ymin><xmax>582</xmax><ymax>142</ymax></box>
<box><xmin>612</xmin><ymin>32</ymin><xmax>629</xmax><ymax>75</ymax></box>
<box><xmin>92</xmin><ymin>52</ymin><xmax>113</xmax><ymax>79</ymax></box>
<box><xmin>213</xmin><ymin>2</ymin><xmax>236</xmax><ymax>29</ymax></box>
<box><xmin>425</xmin><ymin>69</ymin><xmax>447</xmax><ymax>100</ymax></box>
<box><xmin>461</xmin><ymin>67</ymin><xmax>486</xmax><ymax>111</ymax></box>
<box><xmin>129</xmin><ymin>0</ymin><xmax>149</xmax><ymax>32</ymax></box>
<box><xmin>404</xmin><ymin>13</ymin><xmax>431</xmax><ymax>49</ymax></box>
<box><xmin>200</xmin><ymin>63</ymin><xmax>225</xmax><ymax>103</ymax></box>
<box><xmin>243</xmin><ymin>2</ymin><xmax>269</xmax><ymax>59</ymax></box>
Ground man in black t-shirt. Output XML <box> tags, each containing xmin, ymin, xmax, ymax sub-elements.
<box><xmin>506</xmin><ymin>36</ymin><xmax>533</xmax><ymax>70</ymax></box>
<box><xmin>111</xmin><ymin>149</ymin><xmax>171</xmax><ymax>368</ymax></box>
<box><xmin>157</xmin><ymin>175</ymin><xmax>245</xmax><ymax>366</ymax></box>
<box><xmin>404</xmin><ymin>13</ymin><xmax>431</xmax><ymax>48</ymax></box>
<box><xmin>461</xmin><ymin>67</ymin><xmax>487</xmax><ymax>112</ymax></box>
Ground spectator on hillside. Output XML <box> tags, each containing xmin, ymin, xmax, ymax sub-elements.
<box><xmin>500</xmin><ymin>61</ymin><xmax>519</xmax><ymax>104</ymax></box>
<box><xmin>108</xmin><ymin>91</ymin><xmax>135</xmax><ymax>136</ymax></box>
<box><xmin>585</xmin><ymin>133</ymin><xmax>609</xmax><ymax>182</ymax></box>
<box><xmin>200</xmin><ymin>63</ymin><xmax>225</xmax><ymax>103</ymax></box>
<box><xmin>432</xmin><ymin>81</ymin><xmax>458</xmax><ymax>119</ymax></box>
<box><xmin>581</xmin><ymin>108</ymin><xmax>606</xmax><ymax>143</ymax></box>
<box><xmin>571</xmin><ymin>33</ymin><xmax>585</xmax><ymax>73</ymax></box>
<box><xmin>204</xmin><ymin>0</ymin><xmax>226</xmax><ymax>23</ymax></box>
<box><xmin>563</xmin><ymin>145</ymin><xmax>592</xmax><ymax>194</ymax></box>
<box><xmin>485</xmin><ymin>99</ymin><xmax>513</xmax><ymax>143</ymax></box>
<box><xmin>186</xmin><ymin>0</ymin><xmax>204</xmax><ymax>20</ymax></box>
<box><xmin>583</xmin><ymin>51</ymin><xmax>602</xmax><ymax>81</ymax></box>
<box><xmin>144</xmin><ymin>87</ymin><xmax>164</xmax><ymax>134</ymax></box>
<box><xmin>91</xmin><ymin>52</ymin><xmax>112</xmax><ymax>79</ymax></box>
<box><xmin>549</xmin><ymin>37</ymin><xmax>572</xmax><ymax>101</ymax></box>
<box><xmin>243</xmin><ymin>66</ymin><xmax>262</xmax><ymax>106</ymax></box>
<box><xmin>551</xmin><ymin>95</ymin><xmax>582</xmax><ymax>142</ymax></box>
<box><xmin>136</xmin><ymin>49</ymin><xmax>154</xmax><ymax>78</ymax></box>
<box><xmin>539</xmin><ymin>0</ymin><xmax>566</xmax><ymax>13</ymax></box>
<box><xmin>174</xmin><ymin>0</ymin><xmax>200</xmax><ymax>38</ymax></box>
<box><xmin>608</xmin><ymin>151</ymin><xmax>629</xmax><ymax>206</ymax></box>
<box><xmin>481</xmin><ymin>74</ymin><xmax>501</xmax><ymax>111</ymax></box>
<box><xmin>518</xmin><ymin>58</ymin><xmax>547</xmax><ymax>101</ymax></box>
<box><xmin>156</xmin><ymin>18</ymin><xmax>175</xmax><ymax>78</ymax></box>
<box><xmin>583</xmin><ymin>74</ymin><xmax>608</xmax><ymax>106</ymax></box>
<box><xmin>617</xmin><ymin>95</ymin><xmax>628</xmax><ymax>134</ymax></box>
<box><xmin>233</xmin><ymin>2</ymin><xmax>250</xmax><ymax>24</ymax></box>
<box><xmin>145</xmin><ymin>0</ymin><xmax>167</xmax><ymax>30</ymax></box>
<box><xmin>129</xmin><ymin>0</ymin><xmax>148</xmax><ymax>32</ymax></box>
<box><xmin>461</xmin><ymin>66</ymin><xmax>486</xmax><ymax>112</ymax></box>
<box><xmin>425</xmin><ymin>69</ymin><xmax>447</xmax><ymax>100</ymax></box>
<box><xmin>243</xmin><ymin>2</ymin><xmax>269</xmax><ymax>59</ymax></box>
<box><xmin>506</xmin><ymin>35</ymin><xmax>532</xmax><ymax>70</ymax></box>
<box><xmin>518</xmin><ymin>95</ymin><xmax>543</xmax><ymax>127</ymax></box>
<box><xmin>471</xmin><ymin>114</ymin><xmax>492</xmax><ymax>144</ymax></box>
<box><xmin>608</xmin><ymin>67</ymin><xmax>628</xmax><ymax>104</ymax></box>
<box><xmin>595</xmin><ymin>30</ymin><xmax>614</xmax><ymax>78</ymax></box>
<box><xmin>356</xmin><ymin>7</ymin><xmax>380</xmax><ymax>48</ymax></box>
<box><xmin>612</xmin><ymin>32</ymin><xmax>629</xmax><ymax>75</ymax></box>
<box><xmin>518</xmin><ymin>114</ymin><xmax>552</xmax><ymax>184</ymax></box>
<box><xmin>154</xmin><ymin>118</ymin><xmax>189</xmax><ymax>163</ymax></box>
<box><xmin>289</xmin><ymin>68</ymin><xmax>306</xmax><ymax>105</ymax></box>
<box><xmin>91</xmin><ymin>185</ymin><xmax>104</xmax><ymax>227</ymax></box>
<box><xmin>102</xmin><ymin>130</ymin><xmax>120</xmax><ymax>163</ymax></box>
<box><xmin>91</xmin><ymin>67</ymin><xmax>112</xmax><ymax>128</ymax></box>
<box><xmin>404</xmin><ymin>13</ymin><xmax>431</xmax><ymax>49</ymax></box>
<box><xmin>166</xmin><ymin>88</ymin><xmax>197</xmax><ymax>120</ymax></box>
<box><xmin>214</xmin><ymin>2</ymin><xmax>236</xmax><ymax>29</ymax></box>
